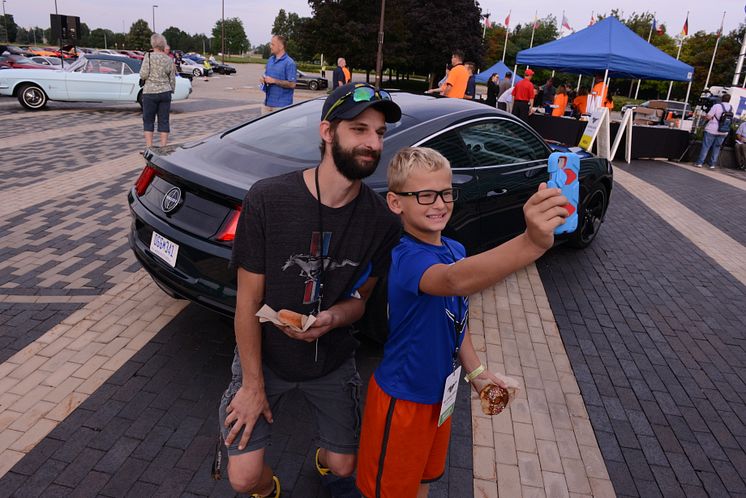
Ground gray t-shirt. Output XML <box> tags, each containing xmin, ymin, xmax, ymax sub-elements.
<box><xmin>231</xmin><ymin>170</ymin><xmax>401</xmax><ymax>381</ymax></box>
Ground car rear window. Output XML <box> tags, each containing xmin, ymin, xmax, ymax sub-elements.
<box><xmin>225</xmin><ymin>99</ymin><xmax>412</xmax><ymax>162</ymax></box>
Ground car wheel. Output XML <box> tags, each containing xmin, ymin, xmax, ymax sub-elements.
<box><xmin>570</xmin><ymin>184</ymin><xmax>608</xmax><ymax>249</ymax></box>
<box><xmin>18</xmin><ymin>84</ymin><xmax>48</xmax><ymax>110</ymax></box>
<box><xmin>309</xmin><ymin>80</ymin><xmax>319</xmax><ymax>91</ymax></box>
<box><xmin>193</xmin><ymin>68</ymin><xmax>201</xmax><ymax>77</ymax></box>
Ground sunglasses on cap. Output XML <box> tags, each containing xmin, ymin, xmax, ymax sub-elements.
<box><xmin>323</xmin><ymin>84</ymin><xmax>393</xmax><ymax>122</ymax></box>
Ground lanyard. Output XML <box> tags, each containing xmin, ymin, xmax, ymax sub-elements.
<box><xmin>403</xmin><ymin>232</ymin><xmax>467</xmax><ymax>371</ymax></box>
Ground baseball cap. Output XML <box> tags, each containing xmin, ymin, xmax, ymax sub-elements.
<box><xmin>525</xmin><ymin>69</ymin><xmax>535</xmax><ymax>76</ymax></box>
<box><xmin>321</xmin><ymin>83</ymin><xmax>402</xmax><ymax>123</ymax></box>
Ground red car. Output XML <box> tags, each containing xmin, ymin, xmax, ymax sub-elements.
<box><xmin>0</xmin><ymin>55</ymin><xmax>56</xmax><ymax>69</ymax></box>
<box><xmin>118</xmin><ymin>50</ymin><xmax>144</xmax><ymax>60</ymax></box>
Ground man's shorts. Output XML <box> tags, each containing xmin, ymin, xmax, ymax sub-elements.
<box><xmin>356</xmin><ymin>376</ymin><xmax>452</xmax><ymax>498</ymax></box>
<box><xmin>218</xmin><ymin>349</ymin><xmax>362</xmax><ymax>456</ymax></box>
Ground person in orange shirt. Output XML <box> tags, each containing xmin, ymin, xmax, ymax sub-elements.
<box><xmin>603</xmin><ymin>93</ymin><xmax>614</xmax><ymax>111</ymax></box>
<box><xmin>573</xmin><ymin>87</ymin><xmax>589</xmax><ymax>117</ymax></box>
<box><xmin>511</xmin><ymin>68</ymin><xmax>535</xmax><ymax>121</ymax></box>
<box><xmin>551</xmin><ymin>85</ymin><xmax>568</xmax><ymax>117</ymax></box>
<box><xmin>443</xmin><ymin>50</ymin><xmax>469</xmax><ymax>99</ymax></box>
<box><xmin>589</xmin><ymin>73</ymin><xmax>607</xmax><ymax>112</ymax></box>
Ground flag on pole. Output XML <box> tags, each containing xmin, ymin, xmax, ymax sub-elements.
<box><xmin>716</xmin><ymin>16</ymin><xmax>723</xmax><ymax>38</ymax></box>
<box><xmin>562</xmin><ymin>14</ymin><xmax>572</xmax><ymax>31</ymax></box>
<box><xmin>589</xmin><ymin>12</ymin><xmax>595</xmax><ymax>27</ymax></box>
<box><xmin>533</xmin><ymin>17</ymin><xmax>540</xmax><ymax>29</ymax></box>
<box><xmin>651</xmin><ymin>19</ymin><xmax>657</xmax><ymax>34</ymax></box>
<box><xmin>483</xmin><ymin>14</ymin><xmax>491</xmax><ymax>29</ymax></box>
<box><xmin>505</xmin><ymin>12</ymin><xmax>511</xmax><ymax>27</ymax></box>
<box><xmin>680</xmin><ymin>14</ymin><xmax>688</xmax><ymax>37</ymax></box>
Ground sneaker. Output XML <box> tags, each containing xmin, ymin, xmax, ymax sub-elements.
<box><xmin>315</xmin><ymin>449</ymin><xmax>361</xmax><ymax>497</ymax></box>
<box><xmin>250</xmin><ymin>475</ymin><xmax>281</xmax><ymax>498</ymax></box>
<box><xmin>709</xmin><ymin>165</ymin><xmax>715</xmax><ymax>170</ymax></box>
<box><xmin>694</xmin><ymin>163</ymin><xmax>703</xmax><ymax>168</ymax></box>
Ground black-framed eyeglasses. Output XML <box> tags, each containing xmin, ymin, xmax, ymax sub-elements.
<box><xmin>393</xmin><ymin>188</ymin><xmax>460</xmax><ymax>205</ymax></box>
<box><xmin>323</xmin><ymin>84</ymin><xmax>393</xmax><ymax>121</ymax></box>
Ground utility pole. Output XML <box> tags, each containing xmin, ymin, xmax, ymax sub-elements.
<box><xmin>152</xmin><ymin>4</ymin><xmax>158</xmax><ymax>32</ymax></box>
<box><xmin>374</xmin><ymin>0</ymin><xmax>385</xmax><ymax>88</ymax></box>
<box><xmin>2</xmin><ymin>0</ymin><xmax>8</xmax><ymax>43</ymax></box>
<box><xmin>221</xmin><ymin>0</ymin><xmax>225</xmax><ymax>62</ymax></box>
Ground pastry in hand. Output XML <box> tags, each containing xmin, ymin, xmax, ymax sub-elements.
<box><xmin>479</xmin><ymin>384</ymin><xmax>511</xmax><ymax>415</ymax></box>
<box><xmin>278</xmin><ymin>309</ymin><xmax>304</xmax><ymax>329</ymax></box>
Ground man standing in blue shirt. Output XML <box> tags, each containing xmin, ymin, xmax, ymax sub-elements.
<box><xmin>261</xmin><ymin>35</ymin><xmax>297</xmax><ymax>114</ymax></box>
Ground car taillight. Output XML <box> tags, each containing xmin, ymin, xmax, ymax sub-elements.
<box><xmin>134</xmin><ymin>165</ymin><xmax>157</xmax><ymax>196</ymax></box>
<box><xmin>216</xmin><ymin>207</ymin><xmax>242</xmax><ymax>242</ymax></box>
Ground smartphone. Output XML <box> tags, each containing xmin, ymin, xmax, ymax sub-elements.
<box><xmin>547</xmin><ymin>152</ymin><xmax>580</xmax><ymax>234</ymax></box>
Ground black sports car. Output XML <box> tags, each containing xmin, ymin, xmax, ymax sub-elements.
<box><xmin>128</xmin><ymin>93</ymin><xmax>612</xmax><ymax>336</ymax></box>
<box><xmin>295</xmin><ymin>70</ymin><xmax>328</xmax><ymax>91</ymax></box>
<box><xmin>211</xmin><ymin>62</ymin><xmax>237</xmax><ymax>75</ymax></box>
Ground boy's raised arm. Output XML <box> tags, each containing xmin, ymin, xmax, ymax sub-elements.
<box><xmin>419</xmin><ymin>184</ymin><xmax>569</xmax><ymax>297</ymax></box>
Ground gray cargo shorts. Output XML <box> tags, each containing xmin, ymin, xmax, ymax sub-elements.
<box><xmin>219</xmin><ymin>350</ymin><xmax>363</xmax><ymax>456</ymax></box>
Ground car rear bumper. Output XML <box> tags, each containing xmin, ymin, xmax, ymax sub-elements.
<box><xmin>127</xmin><ymin>189</ymin><xmax>236</xmax><ymax>317</ymax></box>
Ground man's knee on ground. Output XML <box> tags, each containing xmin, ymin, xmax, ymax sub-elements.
<box><xmin>326</xmin><ymin>451</ymin><xmax>356</xmax><ymax>477</ymax></box>
<box><xmin>226</xmin><ymin>454</ymin><xmax>265</xmax><ymax>493</ymax></box>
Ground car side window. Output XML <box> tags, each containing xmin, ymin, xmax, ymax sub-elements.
<box><xmin>458</xmin><ymin>120</ymin><xmax>549</xmax><ymax>166</ymax></box>
<box><xmin>421</xmin><ymin>130</ymin><xmax>472</xmax><ymax>169</ymax></box>
<box><xmin>122</xmin><ymin>63</ymin><xmax>133</xmax><ymax>75</ymax></box>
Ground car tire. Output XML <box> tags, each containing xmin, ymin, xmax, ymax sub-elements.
<box><xmin>309</xmin><ymin>80</ymin><xmax>319</xmax><ymax>91</ymax></box>
<box><xmin>18</xmin><ymin>84</ymin><xmax>48</xmax><ymax>110</ymax></box>
<box><xmin>569</xmin><ymin>184</ymin><xmax>608</xmax><ymax>249</ymax></box>
<box><xmin>193</xmin><ymin>68</ymin><xmax>201</xmax><ymax>77</ymax></box>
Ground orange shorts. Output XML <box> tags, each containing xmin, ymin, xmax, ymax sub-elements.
<box><xmin>356</xmin><ymin>376</ymin><xmax>452</xmax><ymax>498</ymax></box>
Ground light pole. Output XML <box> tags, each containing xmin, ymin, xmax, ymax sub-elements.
<box><xmin>221</xmin><ymin>0</ymin><xmax>225</xmax><ymax>63</ymax></box>
<box><xmin>374</xmin><ymin>0</ymin><xmax>385</xmax><ymax>88</ymax></box>
<box><xmin>2</xmin><ymin>0</ymin><xmax>8</xmax><ymax>44</ymax></box>
<box><xmin>152</xmin><ymin>4</ymin><xmax>158</xmax><ymax>33</ymax></box>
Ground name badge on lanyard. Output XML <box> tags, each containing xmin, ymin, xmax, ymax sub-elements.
<box><xmin>438</xmin><ymin>366</ymin><xmax>462</xmax><ymax>427</ymax></box>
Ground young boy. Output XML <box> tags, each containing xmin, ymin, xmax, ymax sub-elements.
<box><xmin>356</xmin><ymin>147</ymin><xmax>570</xmax><ymax>498</ymax></box>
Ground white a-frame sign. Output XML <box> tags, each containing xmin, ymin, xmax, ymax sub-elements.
<box><xmin>610</xmin><ymin>108</ymin><xmax>634</xmax><ymax>163</ymax></box>
<box><xmin>578</xmin><ymin>108</ymin><xmax>610</xmax><ymax>159</ymax></box>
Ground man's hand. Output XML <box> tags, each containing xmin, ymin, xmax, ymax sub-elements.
<box><xmin>264</xmin><ymin>75</ymin><xmax>277</xmax><ymax>85</ymax></box>
<box><xmin>523</xmin><ymin>182</ymin><xmax>569</xmax><ymax>252</ymax></box>
<box><xmin>276</xmin><ymin>310</ymin><xmax>337</xmax><ymax>343</ymax></box>
<box><xmin>224</xmin><ymin>384</ymin><xmax>273</xmax><ymax>451</ymax></box>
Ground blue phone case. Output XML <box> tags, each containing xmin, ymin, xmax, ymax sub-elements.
<box><xmin>547</xmin><ymin>152</ymin><xmax>580</xmax><ymax>234</ymax></box>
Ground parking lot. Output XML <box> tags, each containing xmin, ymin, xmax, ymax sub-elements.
<box><xmin>1</xmin><ymin>64</ymin><xmax>745</xmax><ymax>497</ymax></box>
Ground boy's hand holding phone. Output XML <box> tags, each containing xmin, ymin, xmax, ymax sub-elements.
<box><xmin>523</xmin><ymin>183</ymin><xmax>569</xmax><ymax>251</ymax></box>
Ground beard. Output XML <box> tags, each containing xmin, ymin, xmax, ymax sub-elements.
<box><xmin>331</xmin><ymin>134</ymin><xmax>381</xmax><ymax>181</ymax></box>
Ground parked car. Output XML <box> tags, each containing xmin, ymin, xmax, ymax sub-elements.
<box><xmin>295</xmin><ymin>70</ymin><xmax>328</xmax><ymax>91</ymax></box>
<box><xmin>118</xmin><ymin>50</ymin><xmax>144</xmax><ymax>60</ymax></box>
<box><xmin>0</xmin><ymin>54</ymin><xmax>192</xmax><ymax>110</ymax></box>
<box><xmin>1</xmin><ymin>45</ymin><xmax>29</xmax><ymax>56</ymax></box>
<box><xmin>210</xmin><ymin>61</ymin><xmax>236</xmax><ymax>75</ymax></box>
<box><xmin>127</xmin><ymin>93</ymin><xmax>613</xmax><ymax>336</ymax></box>
<box><xmin>29</xmin><ymin>56</ymin><xmax>63</xmax><ymax>67</ymax></box>
<box><xmin>0</xmin><ymin>55</ymin><xmax>56</xmax><ymax>70</ymax></box>
<box><xmin>26</xmin><ymin>47</ymin><xmax>60</xmax><ymax>57</ymax></box>
<box><xmin>620</xmin><ymin>99</ymin><xmax>693</xmax><ymax>120</ymax></box>
<box><xmin>180</xmin><ymin>58</ymin><xmax>211</xmax><ymax>77</ymax></box>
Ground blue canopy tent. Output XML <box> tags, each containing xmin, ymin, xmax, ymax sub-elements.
<box><xmin>475</xmin><ymin>61</ymin><xmax>522</xmax><ymax>84</ymax></box>
<box><xmin>515</xmin><ymin>16</ymin><xmax>693</xmax><ymax>82</ymax></box>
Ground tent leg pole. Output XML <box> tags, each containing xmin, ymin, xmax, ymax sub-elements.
<box><xmin>666</xmin><ymin>80</ymin><xmax>673</xmax><ymax>101</ymax></box>
<box><xmin>634</xmin><ymin>79</ymin><xmax>641</xmax><ymax>100</ymax></box>
<box><xmin>680</xmin><ymin>80</ymin><xmax>692</xmax><ymax>129</ymax></box>
<box><xmin>513</xmin><ymin>64</ymin><xmax>518</xmax><ymax>85</ymax></box>
<box><xmin>576</xmin><ymin>74</ymin><xmax>582</xmax><ymax>92</ymax></box>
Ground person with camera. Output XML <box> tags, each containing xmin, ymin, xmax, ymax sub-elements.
<box><xmin>139</xmin><ymin>33</ymin><xmax>176</xmax><ymax>148</ymax></box>
<box><xmin>695</xmin><ymin>93</ymin><xmax>733</xmax><ymax>170</ymax></box>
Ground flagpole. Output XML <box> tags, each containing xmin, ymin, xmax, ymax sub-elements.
<box><xmin>703</xmin><ymin>11</ymin><xmax>726</xmax><ymax>91</ymax></box>
<box><xmin>559</xmin><ymin>10</ymin><xmax>564</xmax><ymax>37</ymax></box>
<box><xmin>502</xmin><ymin>10</ymin><xmax>510</xmax><ymax>62</ymax></box>
<box><xmin>482</xmin><ymin>14</ymin><xmax>488</xmax><ymax>40</ymax></box>
<box><xmin>529</xmin><ymin>10</ymin><xmax>537</xmax><ymax>49</ymax></box>
<box><xmin>634</xmin><ymin>13</ymin><xmax>655</xmax><ymax>100</ymax></box>
<box><xmin>667</xmin><ymin>11</ymin><xmax>688</xmax><ymax>101</ymax></box>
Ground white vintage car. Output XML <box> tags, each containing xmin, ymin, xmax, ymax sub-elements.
<box><xmin>0</xmin><ymin>54</ymin><xmax>191</xmax><ymax>110</ymax></box>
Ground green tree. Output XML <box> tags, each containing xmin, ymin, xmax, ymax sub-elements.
<box><xmin>162</xmin><ymin>26</ymin><xmax>191</xmax><ymax>51</ymax></box>
<box><xmin>212</xmin><ymin>17</ymin><xmax>249</xmax><ymax>55</ymax></box>
<box><xmin>271</xmin><ymin>9</ymin><xmax>312</xmax><ymax>60</ymax></box>
<box><xmin>1</xmin><ymin>13</ymin><xmax>18</xmax><ymax>42</ymax></box>
<box><xmin>88</xmin><ymin>28</ymin><xmax>116</xmax><ymax>49</ymax></box>
<box><xmin>126</xmin><ymin>19</ymin><xmax>152</xmax><ymax>51</ymax></box>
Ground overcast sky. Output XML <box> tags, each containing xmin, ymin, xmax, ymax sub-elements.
<box><xmin>9</xmin><ymin>0</ymin><xmax>745</xmax><ymax>46</ymax></box>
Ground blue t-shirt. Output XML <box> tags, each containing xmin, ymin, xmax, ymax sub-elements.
<box><xmin>374</xmin><ymin>235</ymin><xmax>468</xmax><ymax>404</ymax></box>
<box><xmin>264</xmin><ymin>53</ymin><xmax>297</xmax><ymax>108</ymax></box>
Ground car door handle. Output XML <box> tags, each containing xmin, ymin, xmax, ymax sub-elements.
<box><xmin>487</xmin><ymin>188</ymin><xmax>508</xmax><ymax>197</ymax></box>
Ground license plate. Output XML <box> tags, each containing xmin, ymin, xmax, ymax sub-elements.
<box><xmin>149</xmin><ymin>231</ymin><xmax>179</xmax><ymax>267</ymax></box>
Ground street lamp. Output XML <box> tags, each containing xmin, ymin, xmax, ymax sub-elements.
<box><xmin>2</xmin><ymin>0</ymin><xmax>8</xmax><ymax>44</ymax></box>
<box><xmin>374</xmin><ymin>0</ymin><xmax>386</xmax><ymax>88</ymax></box>
<box><xmin>152</xmin><ymin>4</ymin><xmax>158</xmax><ymax>32</ymax></box>
<box><xmin>221</xmin><ymin>0</ymin><xmax>225</xmax><ymax>63</ymax></box>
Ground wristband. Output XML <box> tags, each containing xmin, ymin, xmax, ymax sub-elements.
<box><xmin>464</xmin><ymin>364</ymin><xmax>485</xmax><ymax>383</ymax></box>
